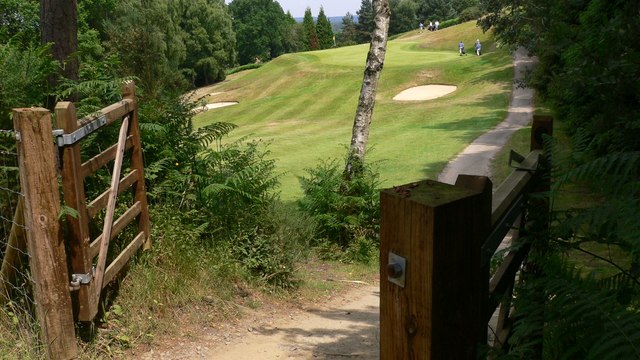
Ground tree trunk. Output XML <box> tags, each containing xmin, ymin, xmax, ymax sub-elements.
<box><xmin>40</xmin><ymin>0</ymin><xmax>78</xmax><ymax>106</ymax></box>
<box><xmin>344</xmin><ymin>0</ymin><xmax>390</xmax><ymax>180</ymax></box>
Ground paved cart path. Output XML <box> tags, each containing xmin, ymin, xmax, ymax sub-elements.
<box><xmin>438</xmin><ymin>48</ymin><xmax>535</xmax><ymax>184</ymax></box>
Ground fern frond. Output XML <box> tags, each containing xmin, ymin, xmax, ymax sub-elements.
<box><xmin>139</xmin><ymin>122</ymin><xmax>166</xmax><ymax>134</ymax></box>
<box><xmin>193</xmin><ymin>122</ymin><xmax>237</xmax><ymax>148</ymax></box>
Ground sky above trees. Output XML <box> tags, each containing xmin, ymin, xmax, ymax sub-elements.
<box><xmin>226</xmin><ymin>0</ymin><xmax>361</xmax><ymax>17</ymax></box>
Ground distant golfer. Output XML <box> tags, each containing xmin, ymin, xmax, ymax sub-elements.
<box><xmin>475</xmin><ymin>39</ymin><xmax>482</xmax><ymax>56</ymax></box>
<box><xmin>459</xmin><ymin>41</ymin><xmax>466</xmax><ymax>56</ymax></box>
<box><xmin>435</xmin><ymin>20</ymin><xmax>439</xmax><ymax>31</ymax></box>
<box><xmin>419</xmin><ymin>22</ymin><xmax>424</xmax><ymax>32</ymax></box>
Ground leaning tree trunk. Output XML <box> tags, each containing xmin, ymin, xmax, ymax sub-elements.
<box><xmin>40</xmin><ymin>0</ymin><xmax>78</xmax><ymax>107</ymax></box>
<box><xmin>344</xmin><ymin>0</ymin><xmax>390</xmax><ymax>180</ymax></box>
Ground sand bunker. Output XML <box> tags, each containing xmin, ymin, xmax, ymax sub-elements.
<box><xmin>393</xmin><ymin>85</ymin><xmax>457</xmax><ymax>101</ymax></box>
<box><xmin>203</xmin><ymin>102</ymin><xmax>238</xmax><ymax>110</ymax></box>
<box><xmin>193</xmin><ymin>101</ymin><xmax>238</xmax><ymax>113</ymax></box>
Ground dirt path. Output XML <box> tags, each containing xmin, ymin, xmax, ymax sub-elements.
<box><xmin>206</xmin><ymin>285</ymin><xmax>380</xmax><ymax>360</ymax></box>
<box><xmin>138</xmin><ymin>283</ymin><xmax>380</xmax><ymax>360</ymax></box>
<box><xmin>438</xmin><ymin>48</ymin><xmax>536</xmax><ymax>184</ymax></box>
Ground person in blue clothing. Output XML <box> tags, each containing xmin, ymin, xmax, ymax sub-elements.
<box><xmin>458</xmin><ymin>41</ymin><xmax>466</xmax><ymax>56</ymax></box>
<box><xmin>475</xmin><ymin>39</ymin><xmax>482</xmax><ymax>56</ymax></box>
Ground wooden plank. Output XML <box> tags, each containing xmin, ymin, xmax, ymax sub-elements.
<box><xmin>0</xmin><ymin>197</ymin><xmax>25</xmax><ymax>305</ymax></box>
<box><xmin>14</xmin><ymin>108</ymin><xmax>78</xmax><ymax>359</ymax></box>
<box><xmin>55</xmin><ymin>101</ymin><xmax>97</xmax><ymax>321</ymax></box>
<box><xmin>486</xmin><ymin>244</ymin><xmax>530</xmax><ymax>322</ymax></box>
<box><xmin>102</xmin><ymin>231</ymin><xmax>145</xmax><ymax>287</ymax></box>
<box><xmin>77</xmin><ymin>98</ymin><xmax>134</xmax><ymax>128</ymax></box>
<box><xmin>87</xmin><ymin>169</ymin><xmax>139</xmax><ymax>219</ymax></box>
<box><xmin>495</xmin><ymin>321</ymin><xmax>513</xmax><ymax>349</ymax></box>
<box><xmin>89</xmin><ymin>201</ymin><xmax>142</xmax><ymax>259</ymax></box>
<box><xmin>93</xmin><ymin>116</ymin><xmax>129</xmax><ymax>308</ymax></box>
<box><xmin>122</xmin><ymin>82</ymin><xmax>152</xmax><ymax>250</ymax></box>
<box><xmin>491</xmin><ymin>150</ymin><xmax>540</xmax><ymax>226</ymax></box>
<box><xmin>80</xmin><ymin>136</ymin><xmax>133</xmax><ymax>178</ymax></box>
<box><xmin>380</xmin><ymin>178</ymin><xmax>491</xmax><ymax>359</ymax></box>
<box><xmin>493</xmin><ymin>282</ymin><xmax>514</xmax><ymax>348</ymax></box>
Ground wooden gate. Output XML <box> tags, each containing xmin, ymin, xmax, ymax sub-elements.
<box><xmin>56</xmin><ymin>82</ymin><xmax>151</xmax><ymax>322</ymax></box>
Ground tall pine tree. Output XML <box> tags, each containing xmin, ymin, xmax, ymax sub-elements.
<box><xmin>302</xmin><ymin>7</ymin><xmax>318</xmax><ymax>50</ymax></box>
<box><xmin>355</xmin><ymin>0</ymin><xmax>374</xmax><ymax>43</ymax></box>
<box><xmin>315</xmin><ymin>6</ymin><xmax>334</xmax><ymax>49</ymax></box>
<box><xmin>338</xmin><ymin>12</ymin><xmax>358</xmax><ymax>46</ymax></box>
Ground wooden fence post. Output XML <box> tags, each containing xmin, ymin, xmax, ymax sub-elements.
<box><xmin>56</xmin><ymin>101</ymin><xmax>97</xmax><ymax>322</ymax></box>
<box><xmin>14</xmin><ymin>108</ymin><xmax>78</xmax><ymax>359</ymax></box>
<box><xmin>122</xmin><ymin>82</ymin><xmax>151</xmax><ymax>249</ymax></box>
<box><xmin>380</xmin><ymin>177</ymin><xmax>491</xmax><ymax>359</ymax></box>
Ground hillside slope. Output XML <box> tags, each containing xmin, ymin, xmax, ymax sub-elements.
<box><xmin>195</xmin><ymin>21</ymin><xmax>512</xmax><ymax>200</ymax></box>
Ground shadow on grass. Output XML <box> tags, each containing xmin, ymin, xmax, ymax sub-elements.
<box><xmin>252</xmin><ymin>289</ymin><xmax>381</xmax><ymax>359</ymax></box>
<box><xmin>467</xmin><ymin>65</ymin><xmax>514</xmax><ymax>85</ymax></box>
<box><xmin>420</xmin><ymin>160</ymin><xmax>450</xmax><ymax>181</ymax></box>
<box><xmin>420</xmin><ymin>113</ymin><xmax>504</xmax><ymax>141</ymax></box>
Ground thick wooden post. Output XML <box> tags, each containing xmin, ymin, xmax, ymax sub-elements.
<box><xmin>455</xmin><ymin>175</ymin><xmax>492</xmax><ymax>345</ymax></box>
<box><xmin>380</xmin><ymin>177</ymin><xmax>491</xmax><ymax>359</ymax></box>
<box><xmin>56</xmin><ymin>101</ymin><xmax>97</xmax><ymax>321</ymax></box>
<box><xmin>14</xmin><ymin>108</ymin><xmax>78</xmax><ymax>359</ymax></box>
<box><xmin>122</xmin><ymin>82</ymin><xmax>151</xmax><ymax>249</ymax></box>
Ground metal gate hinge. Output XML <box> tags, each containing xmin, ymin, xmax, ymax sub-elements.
<box><xmin>70</xmin><ymin>267</ymin><xmax>95</xmax><ymax>290</ymax></box>
<box><xmin>54</xmin><ymin>115</ymin><xmax>108</xmax><ymax>147</ymax></box>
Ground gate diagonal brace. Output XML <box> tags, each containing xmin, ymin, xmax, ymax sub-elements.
<box><xmin>53</xmin><ymin>115</ymin><xmax>108</xmax><ymax>147</ymax></box>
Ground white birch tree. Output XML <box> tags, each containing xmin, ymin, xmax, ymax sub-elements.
<box><xmin>344</xmin><ymin>0</ymin><xmax>391</xmax><ymax>180</ymax></box>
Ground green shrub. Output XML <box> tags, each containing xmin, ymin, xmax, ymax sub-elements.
<box><xmin>458</xmin><ymin>6</ymin><xmax>482</xmax><ymax>22</ymax></box>
<box><xmin>226</xmin><ymin>63</ymin><xmax>263</xmax><ymax>75</ymax></box>
<box><xmin>136</xmin><ymin>90</ymin><xmax>305</xmax><ymax>288</ymax></box>
<box><xmin>439</xmin><ymin>18</ymin><xmax>461</xmax><ymax>30</ymax></box>
<box><xmin>233</xmin><ymin>202</ymin><xmax>313</xmax><ymax>289</ymax></box>
<box><xmin>344</xmin><ymin>235</ymin><xmax>377</xmax><ymax>264</ymax></box>
<box><xmin>298</xmin><ymin>158</ymin><xmax>380</xmax><ymax>262</ymax></box>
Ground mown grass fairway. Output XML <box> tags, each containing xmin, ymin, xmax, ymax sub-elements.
<box><xmin>195</xmin><ymin>21</ymin><xmax>513</xmax><ymax>200</ymax></box>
